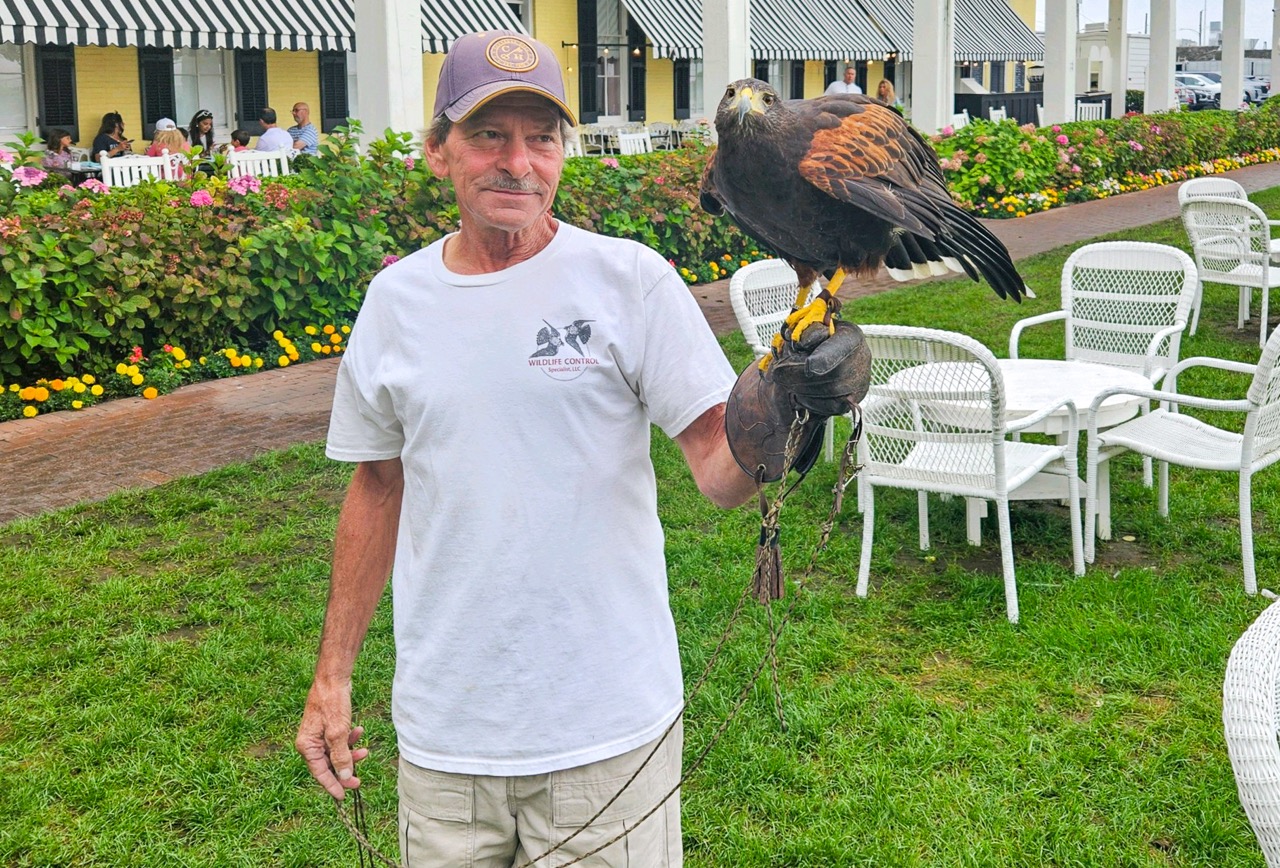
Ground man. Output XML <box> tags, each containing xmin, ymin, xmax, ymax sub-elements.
<box><xmin>288</xmin><ymin>102</ymin><xmax>319</xmax><ymax>155</ymax></box>
<box><xmin>295</xmin><ymin>29</ymin><xmax>864</xmax><ymax>867</ymax></box>
<box><xmin>255</xmin><ymin>107</ymin><xmax>293</xmax><ymax>152</ymax></box>
<box><xmin>825</xmin><ymin>65</ymin><xmax>863</xmax><ymax>95</ymax></box>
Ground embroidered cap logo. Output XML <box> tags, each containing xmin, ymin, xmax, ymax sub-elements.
<box><xmin>486</xmin><ymin>36</ymin><xmax>540</xmax><ymax>73</ymax></box>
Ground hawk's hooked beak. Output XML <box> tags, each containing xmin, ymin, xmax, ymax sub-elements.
<box><xmin>732</xmin><ymin>86</ymin><xmax>767</xmax><ymax>121</ymax></box>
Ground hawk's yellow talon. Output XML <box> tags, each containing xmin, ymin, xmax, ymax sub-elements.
<box><xmin>757</xmin><ymin>354</ymin><xmax>773</xmax><ymax>372</ymax></box>
<box><xmin>784</xmin><ymin>297</ymin><xmax>831</xmax><ymax>344</ymax></box>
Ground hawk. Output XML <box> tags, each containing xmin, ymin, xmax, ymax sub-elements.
<box><xmin>700</xmin><ymin>79</ymin><xmax>1027</xmax><ymax>365</ymax></box>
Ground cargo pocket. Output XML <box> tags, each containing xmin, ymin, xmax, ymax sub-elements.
<box><xmin>398</xmin><ymin>759</ymin><xmax>475</xmax><ymax>867</ymax></box>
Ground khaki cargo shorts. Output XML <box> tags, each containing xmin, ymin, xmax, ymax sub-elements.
<box><xmin>398</xmin><ymin>719</ymin><xmax>683</xmax><ymax>867</ymax></box>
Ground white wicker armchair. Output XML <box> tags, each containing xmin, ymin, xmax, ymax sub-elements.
<box><xmin>1224</xmin><ymin>597</ymin><xmax>1280</xmax><ymax>866</ymax></box>
<box><xmin>1084</xmin><ymin>324</ymin><xmax>1280</xmax><ymax>590</ymax></box>
<box><xmin>856</xmin><ymin>326</ymin><xmax>1085</xmax><ymax>623</ymax></box>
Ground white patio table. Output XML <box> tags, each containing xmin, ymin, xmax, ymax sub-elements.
<box><xmin>884</xmin><ymin>358</ymin><xmax>1151</xmax><ymax>544</ymax></box>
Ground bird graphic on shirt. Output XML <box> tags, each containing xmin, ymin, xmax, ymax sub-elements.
<box><xmin>563</xmin><ymin>320</ymin><xmax>593</xmax><ymax>355</ymax></box>
<box><xmin>699</xmin><ymin>78</ymin><xmax>1028</xmax><ymax>369</ymax></box>
<box><xmin>530</xmin><ymin>321</ymin><xmax>564</xmax><ymax>358</ymax></box>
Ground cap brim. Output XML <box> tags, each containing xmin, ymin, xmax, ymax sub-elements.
<box><xmin>444</xmin><ymin>82</ymin><xmax>577</xmax><ymax>127</ymax></box>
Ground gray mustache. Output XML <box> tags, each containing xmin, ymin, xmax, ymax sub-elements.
<box><xmin>484</xmin><ymin>176</ymin><xmax>543</xmax><ymax>193</ymax></box>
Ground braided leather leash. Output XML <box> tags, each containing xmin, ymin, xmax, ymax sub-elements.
<box><xmin>335</xmin><ymin>407</ymin><xmax>863</xmax><ymax>867</ymax></box>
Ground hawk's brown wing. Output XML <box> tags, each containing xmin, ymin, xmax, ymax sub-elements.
<box><xmin>795</xmin><ymin>98</ymin><xmax>950</xmax><ymax>236</ymax></box>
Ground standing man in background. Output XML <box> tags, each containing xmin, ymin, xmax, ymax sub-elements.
<box><xmin>825</xmin><ymin>65</ymin><xmax>863</xmax><ymax>95</ymax></box>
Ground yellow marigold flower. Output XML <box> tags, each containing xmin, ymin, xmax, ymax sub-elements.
<box><xmin>172</xmin><ymin>348</ymin><xmax>186</xmax><ymax>362</ymax></box>
<box><xmin>126</xmin><ymin>365</ymin><xmax>139</xmax><ymax>377</ymax></box>
<box><xmin>116</xmin><ymin>363</ymin><xmax>128</xmax><ymax>375</ymax></box>
<box><xmin>91</xmin><ymin>385</ymin><xmax>104</xmax><ymax>396</ymax></box>
<box><xmin>229</xmin><ymin>356</ymin><xmax>240</xmax><ymax>368</ymax></box>
<box><xmin>741</xmin><ymin>261</ymin><xmax>749</xmax><ymax>267</ymax></box>
<box><xmin>253</xmin><ymin>358</ymin><xmax>263</xmax><ymax>368</ymax></box>
<box><xmin>130</xmin><ymin>374</ymin><xmax>144</xmax><ymax>386</ymax></box>
<box><xmin>182</xmin><ymin>359</ymin><xmax>192</xmax><ymax>368</ymax></box>
<box><xmin>690</xmin><ymin>275</ymin><xmax>698</xmax><ymax>282</ymax></box>
<box><xmin>142</xmin><ymin>387</ymin><xmax>158</xmax><ymax>400</ymax></box>
<box><xmin>22</xmin><ymin>406</ymin><xmax>36</xmax><ymax>417</ymax></box>
<box><xmin>71</xmin><ymin>400</ymin><xmax>83</xmax><ymax>410</ymax></box>
<box><xmin>321</xmin><ymin>345</ymin><xmax>332</xmax><ymax>355</ymax></box>
<box><xmin>278</xmin><ymin>355</ymin><xmax>290</xmax><ymax>367</ymax></box>
<box><xmin>330</xmin><ymin>333</ymin><xmax>342</xmax><ymax>344</ymax></box>
<box><xmin>722</xmin><ymin>254</ymin><xmax>731</xmax><ymax>261</ymax></box>
<box><xmin>19</xmin><ymin>386</ymin><xmax>35</xmax><ymax>400</ymax></box>
<box><xmin>272</xmin><ymin>330</ymin><xmax>284</xmax><ymax>340</ymax></box>
<box><xmin>288</xmin><ymin>350</ymin><xmax>299</xmax><ymax>361</ymax></box>
<box><xmin>7</xmin><ymin>383</ymin><xmax>16</xmax><ymax>392</ymax></box>
<box><xmin>73</xmin><ymin>383</ymin><xmax>86</xmax><ymax>394</ymax></box>
<box><xmin>198</xmin><ymin>357</ymin><xmax>207</xmax><ymax>365</ymax></box>
<box><xmin>305</xmin><ymin>325</ymin><xmax>318</xmax><ymax>335</ymax></box>
<box><xmin>323</xmin><ymin>324</ymin><xmax>336</xmax><ymax>335</ymax></box>
<box><xmin>311</xmin><ymin>342</ymin><xmax>323</xmax><ymax>353</ymax></box>
<box><xmin>341</xmin><ymin>325</ymin><xmax>351</xmax><ymax>334</ymax></box>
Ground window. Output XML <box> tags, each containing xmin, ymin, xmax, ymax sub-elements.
<box><xmin>988</xmin><ymin>61</ymin><xmax>1005</xmax><ymax>93</ymax></box>
<box><xmin>577</xmin><ymin>0</ymin><xmax>598</xmax><ymax>122</ymax></box>
<box><xmin>234</xmin><ymin>49</ymin><xmax>268</xmax><ymax>136</ymax></box>
<box><xmin>319</xmin><ymin>51</ymin><xmax>349</xmax><ymax>133</ymax></box>
<box><xmin>626</xmin><ymin>17</ymin><xmax>645</xmax><ymax>121</ymax></box>
<box><xmin>0</xmin><ymin>45</ymin><xmax>29</xmax><ymax>143</ymax></box>
<box><xmin>139</xmin><ymin>48</ymin><xmax>175</xmax><ymax>139</ymax></box>
<box><xmin>174</xmin><ymin>49</ymin><xmax>229</xmax><ymax>135</ymax></box>
<box><xmin>35</xmin><ymin>45</ymin><xmax>76</xmax><ymax>141</ymax></box>
<box><xmin>753</xmin><ymin>59</ymin><xmax>769</xmax><ymax>83</ymax></box>
<box><xmin>674</xmin><ymin>59</ymin><xmax>690</xmax><ymax>119</ymax></box>
<box><xmin>789</xmin><ymin>61</ymin><xmax>805</xmax><ymax>99</ymax></box>
<box><xmin>593</xmin><ymin>0</ymin><xmax>624</xmax><ymax>119</ymax></box>
<box><xmin>824</xmin><ymin>60</ymin><xmax>837</xmax><ymax>88</ymax></box>
<box><xmin>1014</xmin><ymin>62</ymin><xmax>1026</xmax><ymax>91</ymax></box>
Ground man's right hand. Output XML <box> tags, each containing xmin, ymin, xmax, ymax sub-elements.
<box><xmin>296</xmin><ymin>680</ymin><xmax>369</xmax><ymax>799</ymax></box>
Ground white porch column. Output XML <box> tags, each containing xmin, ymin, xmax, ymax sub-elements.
<box><xmin>1042</xmin><ymin>1</ymin><xmax>1077</xmax><ymax>125</ymax></box>
<box><xmin>354</xmin><ymin>0</ymin><xmax>424</xmax><ymax>136</ymax></box>
<box><xmin>1220</xmin><ymin>0</ymin><xmax>1245</xmax><ymax>110</ymax></box>
<box><xmin>1272</xmin><ymin>6</ymin><xmax>1280</xmax><ymax>88</ymax></box>
<box><xmin>701</xmin><ymin>0</ymin><xmax>751</xmax><ymax>132</ymax></box>
<box><xmin>1105</xmin><ymin>0</ymin><xmax>1129</xmax><ymax>112</ymax></box>
<box><xmin>1146</xmin><ymin>0</ymin><xmax>1176</xmax><ymax>113</ymax></box>
<box><xmin>913</xmin><ymin>0</ymin><xmax>955</xmax><ymax>132</ymax></box>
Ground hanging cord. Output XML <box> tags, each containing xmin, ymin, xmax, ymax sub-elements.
<box><xmin>336</xmin><ymin>407</ymin><xmax>863</xmax><ymax>867</ymax></box>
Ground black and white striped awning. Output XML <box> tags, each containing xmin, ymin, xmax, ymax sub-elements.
<box><xmin>421</xmin><ymin>0</ymin><xmax>526</xmax><ymax>53</ymax></box>
<box><xmin>852</xmin><ymin>0</ymin><xmax>1043</xmax><ymax>64</ymax></box>
<box><xmin>750</xmin><ymin>0</ymin><xmax>895</xmax><ymax>61</ymax></box>
<box><xmin>0</xmin><ymin>0</ymin><xmax>354</xmax><ymax>50</ymax></box>
<box><xmin>622</xmin><ymin>0</ymin><xmax>702</xmax><ymax>59</ymax></box>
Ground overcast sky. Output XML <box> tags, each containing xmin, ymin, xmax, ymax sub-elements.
<box><xmin>1036</xmin><ymin>2</ymin><xmax>1277</xmax><ymax>48</ymax></box>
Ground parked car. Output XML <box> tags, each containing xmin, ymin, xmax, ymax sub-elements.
<box><xmin>1175</xmin><ymin>73</ymin><xmax>1220</xmax><ymax>109</ymax></box>
<box><xmin>1174</xmin><ymin>84</ymin><xmax>1197</xmax><ymax>108</ymax></box>
<box><xmin>1195</xmin><ymin>71</ymin><xmax>1267</xmax><ymax>104</ymax></box>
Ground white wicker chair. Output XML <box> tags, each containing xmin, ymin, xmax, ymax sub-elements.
<box><xmin>1011</xmin><ymin>241</ymin><xmax>1199</xmax><ymax>531</ymax></box>
<box><xmin>1084</xmin><ymin>324</ymin><xmax>1280</xmax><ymax>594</ymax></box>
<box><xmin>856</xmin><ymin>326</ymin><xmax>1085</xmax><ymax>623</ymax></box>
<box><xmin>97</xmin><ymin>152</ymin><xmax>173</xmax><ymax>188</ymax></box>
<box><xmin>1224</xmin><ymin>597</ymin><xmax>1280</xmax><ymax>866</ymax></box>
<box><xmin>727</xmin><ymin>260</ymin><xmax>838</xmax><ymax>461</ymax></box>
<box><xmin>1179</xmin><ymin>177</ymin><xmax>1280</xmax><ymax>259</ymax></box>
<box><xmin>617</xmin><ymin>132</ymin><xmax>653</xmax><ymax>155</ymax></box>
<box><xmin>1179</xmin><ymin>195</ymin><xmax>1280</xmax><ymax>347</ymax></box>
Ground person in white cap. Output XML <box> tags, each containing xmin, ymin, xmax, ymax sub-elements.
<box><xmin>295</xmin><ymin>28</ymin><xmax>862</xmax><ymax>867</ymax></box>
<box><xmin>145</xmin><ymin>118</ymin><xmax>188</xmax><ymax>160</ymax></box>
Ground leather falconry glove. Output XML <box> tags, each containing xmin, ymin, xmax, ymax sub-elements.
<box><xmin>725</xmin><ymin>319</ymin><xmax>871</xmax><ymax>484</ymax></box>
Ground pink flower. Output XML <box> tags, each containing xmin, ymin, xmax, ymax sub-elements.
<box><xmin>0</xmin><ymin>148</ymin><xmax>13</xmax><ymax>165</ymax></box>
<box><xmin>600</xmin><ymin>157</ymin><xmax>619</xmax><ymax>168</ymax></box>
<box><xmin>11</xmin><ymin>166</ymin><xmax>46</xmax><ymax>187</ymax></box>
<box><xmin>79</xmin><ymin>178</ymin><xmax>108</xmax><ymax>193</ymax></box>
<box><xmin>382</xmin><ymin>254</ymin><xmax>400</xmax><ymax>268</ymax></box>
<box><xmin>189</xmin><ymin>189</ymin><xmax>213</xmax><ymax>207</ymax></box>
<box><xmin>1056</xmin><ymin>134</ymin><xmax>1069</xmax><ymax>145</ymax></box>
<box><xmin>1051</xmin><ymin>125</ymin><xmax>1062</xmax><ymax>133</ymax></box>
<box><xmin>941</xmin><ymin>125</ymin><xmax>955</xmax><ymax>136</ymax></box>
<box><xmin>654</xmin><ymin>175</ymin><xmax>665</xmax><ymax>184</ymax></box>
<box><xmin>58</xmin><ymin>184</ymin><xmax>75</xmax><ymax>195</ymax></box>
<box><xmin>163</xmin><ymin>344</ymin><xmax>173</xmax><ymax>353</ymax></box>
<box><xmin>974</xmin><ymin>152</ymin><xmax>988</xmax><ymax>164</ymax></box>
<box><xmin>1072</xmin><ymin>164</ymin><xmax>1083</xmax><ymax>174</ymax></box>
<box><xmin>228</xmin><ymin>174</ymin><xmax>261</xmax><ymax>195</ymax></box>
<box><xmin>404</xmin><ymin>157</ymin><xmax>415</xmax><ymax>171</ymax></box>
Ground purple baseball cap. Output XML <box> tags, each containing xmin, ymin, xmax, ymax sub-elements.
<box><xmin>434</xmin><ymin>31</ymin><xmax>576</xmax><ymax>125</ymax></box>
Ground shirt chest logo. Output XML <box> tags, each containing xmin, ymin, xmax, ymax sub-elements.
<box><xmin>528</xmin><ymin>318</ymin><xmax>599</xmax><ymax>381</ymax></box>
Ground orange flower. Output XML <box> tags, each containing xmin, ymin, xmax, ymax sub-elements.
<box><xmin>142</xmin><ymin>387</ymin><xmax>158</xmax><ymax>400</ymax></box>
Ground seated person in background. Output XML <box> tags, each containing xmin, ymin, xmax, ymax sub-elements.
<box><xmin>255</xmin><ymin>108</ymin><xmax>294</xmax><ymax>152</ymax></box>
<box><xmin>875</xmin><ymin>79</ymin><xmax>904</xmax><ymax>115</ymax></box>
<box><xmin>41</xmin><ymin>129</ymin><xmax>76</xmax><ymax>175</ymax></box>
<box><xmin>92</xmin><ymin>112</ymin><xmax>132</xmax><ymax>160</ymax></box>
<box><xmin>229</xmin><ymin>130</ymin><xmax>251</xmax><ymax>152</ymax></box>
<box><xmin>188</xmin><ymin>109</ymin><xmax>215</xmax><ymax>155</ymax></box>
<box><xmin>287</xmin><ymin>102</ymin><xmax>319</xmax><ymax>155</ymax></box>
<box><xmin>145</xmin><ymin>119</ymin><xmax>189</xmax><ymax>157</ymax></box>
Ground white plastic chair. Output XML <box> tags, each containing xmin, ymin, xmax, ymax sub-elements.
<box><xmin>563</xmin><ymin>129</ymin><xmax>584</xmax><ymax>157</ymax></box>
<box><xmin>1179</xmin><ymin>177</ymin><xmax>1280</xmax><ymax>259</ymax></box>
<box><xmin>856</xmin><ymin>326</ymin><xmax>1085</xmax><ymax>624</ymax></box>
<box><xmin>988</xmin><ymin>106</ymin><xmax>1008</xmax><ymax>122</ymax></box>
<box><xmin>647</xmin><ymin>121</ymin><xmax>674</xmax><ymax>149</ymax></box>
<box><xmin>727</xmin><ymin>260</ymin><xmax>837</xmax><ymax>461</ymax></box>
<box><xmin>1224</xmin><ymin>597</ymin><xmax>1280</xmax><ymax>866</ymax></box>
<box><xmin>1084</xmin><ymin>324</ymin><xmax>1280</xmax><ymax>594</ymax></box>
<box><xmin>1075</xmin><ymin>100</ymin><xmax>1107</xmax><ymax>120</ymax></box>
<box><xmin>227</xmin><ymin>149</ymin><xmax>291</xmax><ymax>179</ymax></box>
<box><xmin>949</xmin><ymin>109</ymin><xmax>970</xmax><ymax>130</ymax></box>
<box><xmin>1036</xmin><ymin>104</ymin><xmax>1045</xmax><ymax>126</ymax></box>
<box><xmin>1180</xmin><ymin>195</ymin><xmax>1280</xmax><ymax>347</ymax></box>
<box><xmin>97</xmin><ymin>152</ymin><xmax>174</xmax><ymax>187</ymax></box>
<box><xmin>617</xmin><ymin>132</ymin><xmax>653</xmax><ymax>155</ymax></box>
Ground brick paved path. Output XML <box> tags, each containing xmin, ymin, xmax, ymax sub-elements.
<box><xmin>7</xmin><ymin>160</ymin><xmax>1280</xmax><ymax>523</ymax></box>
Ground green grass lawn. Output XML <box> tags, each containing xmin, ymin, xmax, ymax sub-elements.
<box><xmin>4</xmin><ymin>193</ymin><xmax>1280</xmax><ymax>866</ymax></box>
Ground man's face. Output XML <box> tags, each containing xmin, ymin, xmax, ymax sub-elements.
<box><xmin>844</xmin><ymin>68</ymin><xmax>855</xmax><ymax>84</ymax></box>
<box><xmin>425</xmin><ymin>95</ymin><xmax>565</xmax><ymax>237</ymax></box>
<box><xmin>292</xmin><ymin>104</ymin><xmax>310</xmax><ymax>125</ymax></box>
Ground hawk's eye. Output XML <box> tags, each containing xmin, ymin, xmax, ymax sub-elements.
<box><xmin>725</xmin><ymin>86</ymin><xmax>736</xmax><ymax>99</ymax></box>
<box><xmin>762</xmin><ymin>93</ymin><xmax>776</xmax><ymax>106</ymax></box>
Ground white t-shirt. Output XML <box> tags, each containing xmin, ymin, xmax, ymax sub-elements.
<box><xmin>825</xmin><ymin>80</ymin><xmax>863</xmax><ymax>95</ymax></box>
<box><xmin>327</xmin><ymin>222</ymin><xmax>736</xmax><ymax>776</ymax></box>
<box><xmin>256</xmin><ymin>127</ymin><xmax>293</xmax><ymax>151</ymax></box>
